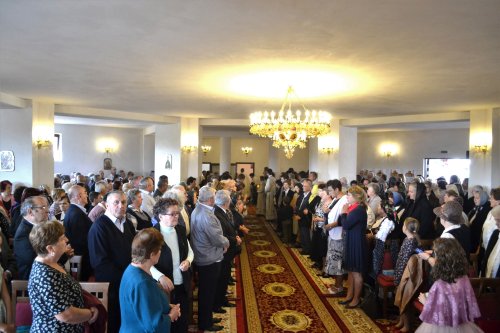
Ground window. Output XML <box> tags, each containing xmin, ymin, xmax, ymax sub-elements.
<box><xmin>53</xmin><ymin>133</ymin><xmax>62</xmax><ymax>162</ymax></box>
<box><xmin>424</xmin><ymin>158</ymin><xmax>470</xmax><ymax>182</ymax></box>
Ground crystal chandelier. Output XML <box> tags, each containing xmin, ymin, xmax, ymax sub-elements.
<box><xmin>249</xmin><ymin>87</ymin><xmax>332</xmax><ymax>159</ymax></box>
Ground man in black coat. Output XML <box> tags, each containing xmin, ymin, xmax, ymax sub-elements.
<box><xmin>296</xmin><ymin>179</ymin><xmax>320</xmax><ymax>255</ymax></box>
<box><xmin>213</xmin><ymin>190</ymin><xmax>241</xmax><ymax>312</ymax></box>
<box><xmin>14</xmin><ymin>196</ymin><xmax>51</xmax><ymax>279</ymax></box>
<box><xmin>64</xmin><ymin>185</ymin><xmax>93</xmax><ymax>281</ymax></box>
<box><xmin>88</xmin><ymin>191</ymin><xmax>135</xmax><ymax>333</ymax></box>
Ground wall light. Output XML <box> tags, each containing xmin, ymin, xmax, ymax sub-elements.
<box><xmin>380</xmin><ymin>143</ymin><xmax>398</xmax><ymax>159</ymax></box>
<box><xmin>473</xmin><ymin>145</ymin><xmax>489</xmax><ymax>154</ymax></box>
<box><xmin>96</xmin><ymin>138</ymin><xmax>119</xmax><ymax>154</ymax></box>
<box><xmin>181</xmin><ymin>145</ymin><xmax>197</xmax><ymax>153</ymax></box>
<box><xmin>321</xmin><ymin>147</ymin><xmax>336</xmax><ymax>154</ymax></box>
<box><xmin>34</xmin><ymin>139</ymin><xmax>52</xmax><ymax>150</ymax></box>
<box><xmin>104</xmin><ymin>147</ymin><xmax>114</xmax><ymax>154</ymax></box>
<box><xmin>201</xmin><ymin>145</ymin><xmax>212</xmax><ymax>155</ymax></box>
<box><xmin>241</xmin><ymin>146</ymin><xmax>253</xmax><ymax>156</ymax></box>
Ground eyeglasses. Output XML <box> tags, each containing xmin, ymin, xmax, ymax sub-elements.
<box><xmin>164</xmin><ymin>212</ymin><xmax>180</xmax><ymax>217</ymax></box>
<box><xmin>32</xmin><ymin>206</ymin><xmax>48</xmax><ymax>211</ymax></box>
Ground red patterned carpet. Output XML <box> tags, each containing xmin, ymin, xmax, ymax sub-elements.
<box><xmin>239</xmin><ymin>213</ymin><xmax>393</xmax><ymax>332</ymax></box>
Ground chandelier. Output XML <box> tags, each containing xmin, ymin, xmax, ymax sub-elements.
<box><xmin>249</xmin><ymin>86</ymin><xmax>332</xmax><ymax>159</ymax></box>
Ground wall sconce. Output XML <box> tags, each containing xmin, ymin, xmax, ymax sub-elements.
<box><xmin>34</xmin><ymin>139</ymin><xmax>52</xmax><ymax>150</ymax></box>
<box><xmin>241</xmin><ymin>146</ymin><xmax>253</xmax><ymax>156</ymax></box>
<box><xmin>473</xmin><ymin>145</ymin><xmax>489</xmax><ymax>154</ymax></box>
<box><xmin>201</xmin><ymin>145</ymin><xmax>212</xmax><ymax>155</ymax></box>
<box><xmin>321</xmin><ymin>147</ymin><xmax>336</xmax><ymax>154</ymax></box>
<box><xmin>181</xmin><ymin>145</ymin><xmax>197</xmax><ymax>153</ymax></box>
<box><xmin>383</xmin><ymin>151</ymin><xmax>393</xmax><ymax>158</ymax></box>
<box><xmin>104</xmin><ymin>147</ymin><xmax>114</xmax><ymax>154</ymax></box>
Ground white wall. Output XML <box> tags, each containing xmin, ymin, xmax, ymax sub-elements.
<box><xmin>0</xmin><ymin>108</ymin><xmax>33</xmax><ymax>186</ymax></box>
<box><xmin>357</xmin><ymin>128</ymin><xmax>469</xmax><ymax>176</ymax></box>
<box><xmin>54</xmin><ymin>124</ymin><xmax>144</xmax><ymax>176</ymax></box>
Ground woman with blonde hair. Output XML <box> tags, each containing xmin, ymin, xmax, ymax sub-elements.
<box><xmin>338</xmin><ymin>185</ymin><xmax>368</xmax><ymax>308</ymax></box>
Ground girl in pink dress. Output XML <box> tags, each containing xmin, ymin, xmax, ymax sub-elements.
<box><xmin>416</xmin><ymin>238</ymin><xmax>483</xmax><ymax>333</ymax></box>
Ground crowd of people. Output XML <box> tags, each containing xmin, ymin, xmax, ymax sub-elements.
<box><xmin>0</xmin><ymin>167</ymin><xmax>498</xmax><ymax>332</ymax></box>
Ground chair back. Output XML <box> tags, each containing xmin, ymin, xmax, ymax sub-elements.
<box><xmin>69</xmin><ymin>255</ymin><xmax>83</xmax><ymax>281</ymax></box>
<box><xmin>80</xmin><ymin>282</ymin><xmax>110</xmax><ymax>311</ymax></box>
<box><xmin>11</xmin><ymin>280</ymin><xmax>32</xmax><ymax>327</ymax></box>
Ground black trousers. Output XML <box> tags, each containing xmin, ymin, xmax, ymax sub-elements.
<box><xmin>196</xmin><ymin>261</ymin><xmax>221</xmax><ymax>330</ymax></box>
<box><xmin>107</xmin><ymin>283</ymin><xmax>120</xmax><ymax>333</ymax></box>
<box><xmin>214</xmin><ymin>255</ymin><xmax>234</xmax><ymax>309</ymax></box>
<box><xmin>299</xmin><ymin>225</ymin><xmax>311</xmax><ymax>254</ymax></box>
<box><xmin>171</xmin><ymin>284</ymin><xmax>189</xmax><ymax>333</ymax></box>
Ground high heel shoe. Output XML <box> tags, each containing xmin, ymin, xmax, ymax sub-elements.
<box><xmin>344</xmin><ymin>302</ymin><xmax>361</xmax><ymax>309</ymax></box>
<box><xmin>338</xmin><ymin>299</ymin><xmax>352</xmax><ymax>305</ymax></box>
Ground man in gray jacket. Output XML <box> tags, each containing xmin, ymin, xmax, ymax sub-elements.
<box><xmin>190</xmin><ymin>186</ymin><xmax>229</xmax><ymax>332</ymax></box>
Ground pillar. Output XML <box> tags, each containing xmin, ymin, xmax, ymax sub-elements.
<box><xmin>32</xmin><ymin>102</ymin><xmax>55</xmax><ymax>187</ymax></box>
<box><xmin>469</xmin><ymin>109</ymin><xmax>499</xmax><ymax>190</ymax></box>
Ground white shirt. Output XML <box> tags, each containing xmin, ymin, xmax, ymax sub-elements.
<box><xmin>486</xmin><ymin>232</ymin><xmax>500</xmax><ymax>278</ymax></box>
<box><xmin>151</xmin><ymin>225</ymin><xmax>194</xmax><ymax>283</ymax></box>
<box><xmin>139</xmin><ymin>189</ymin><xmax>156</xmax><ymax>217</ymax></box>
<box><xmin>105</xmin><ymin>211</ymin><xmax>126</xmax><ymax>233</ymax></box>
<box><xmin>327</xmin><ymin>195</ymin><xmax>348</xmax><ymax>240</ymax></box>
<box><xmin>483</xmin><ymin>206</ymin><xmax>500</xmax><ymax>248</ymax></box>
<box><xmin>440</xmin><ymin>224</ymin><xmax>461</xmax><ymax>239</ymax></box>
<box><xmin>375</xmin><ymin>217</ymin><xmax>395</xmax><ymax>242</ymax></box>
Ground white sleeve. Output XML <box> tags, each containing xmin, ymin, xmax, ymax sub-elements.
<box><xmin>186</xmin><ymin>239</ymin><xmax>194</xmax><ymax>264</ymax></box>
<box><xmin>150</xmin><ymin>265</ymin><xmax>165</xmax><ymax>281</ymax></box>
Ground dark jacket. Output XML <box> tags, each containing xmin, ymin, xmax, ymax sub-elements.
<box><xmin>126</xmin><ymin>207</ymin><xmax>152</xmax><ymax>231</ymax></box>
<box><xmin>214</xmin><ymin>205</ymin><xmax>238</xmax><ymax>259</ymax></box>
<box><xmin>0</xmin><ymin>231</ymin><xmax>17</xmax><ymax>279</ymax></box>
<box><xmin>401</xmin><ymin>183</ymin><xmax>435</xmax><ymax>239</ymax></box>
<box><xmin>153</xmin><ymin>223</ymin><xmax>192</xmax><ymax>292</ymax></box>
<box><xmin>296</xmin><ymin>192</ymin><xmax>320</xmax><ymax>229</ymax></box>
<box><xmin>88</xmin><ymin>215</ymin><xmax>135</xmax><ymax>286</ymax></box>
<box><xmin>468</xmin><ymin>202</ymin><xmax>492</xmax><ymax>253</ymax></box>
<box><xmin>13</xmin><ymin>219</ymin><xmax>37</xmax><ymax>280</ymax></box>
<box><xmin>64</xmin><ymin>204</ymin><xmax>93</xmax><ymax>280</ymax></box>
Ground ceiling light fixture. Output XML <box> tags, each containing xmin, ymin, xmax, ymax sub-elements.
<box><xmin>249</xmin><ymin>86</ymin><xmax>331</xmax><ymax>159</ymax></box>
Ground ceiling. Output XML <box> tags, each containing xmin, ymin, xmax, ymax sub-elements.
<box><xmin>1</xmin><ymin>0</ymin><xmax>500</xmax><ymax>129</ymax></box>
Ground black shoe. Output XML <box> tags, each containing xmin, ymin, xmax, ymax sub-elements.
<box><xmin>204</xmin><ymin>324</ymin><xmax>224</xmax><ymax>331</ymax></box>
<box><xmin>345</xmin><ymin>302</ymin><xmax>361</xmax><ymax>309</ymax></box>
<box><xmin>229</xmin><ymin>277</ymin><xmax>236</xmax><ymax>283</ymax></box>
<box><xmin>222</xmin><ymin>302</ymin><xmax>236</xmax><ymax>308</ymax></box>
<box><xmin>213</xmin><ymin>307</ymin><xmax>227</xmax><ymax>314</ymax></box>
<box><xmin>299</xmin><ymin>251</ymin><xmax>310</xmax><ymax>256</ymax></box>
<box><xmin>212</xmin><ymin>318</ymin><xmax>222</xmax><ymax>324</ymax></box>
<box><xmin>338</xmin><ymin>299</ymin><xmax>353</xmax><ymax>305</ymax></box>
<box><xmin>228</xmin><ymin>281</ymin><xmax>235</xmax><ymax>286</ymax></box>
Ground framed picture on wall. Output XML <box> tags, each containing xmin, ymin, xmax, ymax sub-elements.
<box><xmin>165</xmin><ymin>154</ymin><xmax>173</xmax><ymax>169</ymax></box>
<box><xmin>103</xmin><ymin>157</ymin><xmax>112</xmax><ymax>170</ymax></box>
<box><xmin>0</xmin><ymin>151</ymin><xmax>15</xmax><ymax>171</ymax></box>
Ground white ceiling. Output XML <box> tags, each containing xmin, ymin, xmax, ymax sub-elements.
<box><xmin>1</xmin><ymin>0</ymin><xmax>500</xmax><ymax>128</ymax></box>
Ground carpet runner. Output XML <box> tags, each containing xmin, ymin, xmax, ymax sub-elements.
<box><xmin>239</xmin><ymin>214</ymin><xmax>391</xmax><ymax>332</ymax></box>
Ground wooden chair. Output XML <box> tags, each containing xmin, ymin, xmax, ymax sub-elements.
<box><xmin>80</xmin><ymin>282</ymin><xmax>110</xmax><ymax>311</ymax></box>
<box><xmin>11</xmin><ymin>280</ymin><xmax>32</xmax><ymax>327</ymax></box>
<box><xmin>376</xmin><ymin>250</ymin><xmax>395</xmax><ymax>318</ymax></box>
<box><xmin>475</xmin><ymin>278</ymin><xmax>500</xmax><ymax>333</ymax></box>
<box><xmin>68</xmin><ymin>255</ymin><xmax>82</xmax><ymax>281</ymax></box>
<box><xmin>468</xmin><ymin>246</ymin><xmax>481</xmax><ymax>277</ymax></box>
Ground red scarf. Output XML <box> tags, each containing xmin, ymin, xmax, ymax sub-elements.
<box><xmin>347</xmin><ymin>202</ymin><xmax>359</xmax><ymax>214</ymax></box>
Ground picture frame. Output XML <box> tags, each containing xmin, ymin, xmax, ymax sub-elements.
<box><xmin>103</xmin><ymin>157</ymin><xmax>112</xmax><ymax>170</ymax></box>
<box><xmin>0</xmin><ymin>151</ymin><xmax>15</xmax><ymax>171</ymax></box>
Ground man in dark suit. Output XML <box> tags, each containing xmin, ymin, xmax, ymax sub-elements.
<box><xmin>14</xmin><ymin>196</ymin><xmax>50</xmax><ymax>279</ymax></box>
<box><xmin>296</xmin><ymin>179</ymin><xmax>320</xmax><ymax>255</ymax></box>
<box><xmin>88</xmin><ymin>191</ymin><xmax>135</xmax><ymax>333</ymax></box>
<box><xmin>213</xmin><ymin>190</ymin><xmax>241</xmax><ymax>312</ymax></box>
<box><xmin>64</xmin><ymin>185</ymin><xmax>93</xmax><ymax>280</ymax></box>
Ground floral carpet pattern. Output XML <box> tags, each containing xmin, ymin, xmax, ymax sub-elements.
<box><xmin>240</xmin><ymin>214</ymin><xmax>388</xmax><ymax>332</ymax></box>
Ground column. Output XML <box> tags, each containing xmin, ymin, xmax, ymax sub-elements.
<box><xmin>268</xmin><ymin>140</ymin><xmax>279</xmax><ymax>172</ymax></box>
<box><xmin>469</xmin><ymin>109</ymin><xmax>499</xmax><ymax>190</ymax></box>
<box><xmin>324</xmin><ymin>119</ymin><xmax>357</xmax><ymax>182</ymax></box>
<box><xmin>32</xmin><ymin>102</ymin><xmax>55</xmax><ymax>187</ymax></box>
<box><xmin>219</xmin><ymin>137</ymin><xmax>231</xmax><ymax>174</ymax></box>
